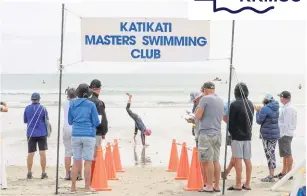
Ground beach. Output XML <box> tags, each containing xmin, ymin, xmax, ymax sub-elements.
<box><xmin>0</xmin><ymin>73</ymin><xmax>306</xmax><ymax>195</ymax></box>
<box><xmin>1</xmin><ymin>165</ymin><xmax>302</xmax><ymax>196</ymax></box>
<box><xmin>0</xmin><ymin>105</ymin><xmax>306</xmax><ymax>195</ymax></box>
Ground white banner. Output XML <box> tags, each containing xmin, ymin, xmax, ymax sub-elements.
<box><xmin>81</xmin><ymin>18</ymin><xmax>210</xmax><ymax>62</ymax></box>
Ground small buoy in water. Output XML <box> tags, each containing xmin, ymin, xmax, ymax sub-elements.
<box><xmin>42</xmin><ymin>80</ymin><xmax>45</xmax><ymax>84</ymax></box>
<box><xmin>298</xmin><ymin>84</ymin><xmax>302</xmax><ymax>89</ymax></box>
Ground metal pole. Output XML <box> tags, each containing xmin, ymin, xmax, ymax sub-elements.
<box><xmin>222</xmin><ymin>20</ymin><xmax>235</xmax><ymax>195</ymax></box>
<box><xmin>55</xmin><ymin>3</ymin><xmax>65</xmax><ymax>195</ymax></box>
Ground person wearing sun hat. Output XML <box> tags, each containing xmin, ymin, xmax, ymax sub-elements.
<box><xmin>187</xmin><ymin>92</ymin><xmax>203</xmax><ymax>147</ymax></box>
<box><xmin>255</xmin><ymin>94</ymin><xmax>280</xmax><ymax>182</ymax></box>
<box><xmin>275</xmin><ymin>91</ymin><xmax>297</xmax><ymax>180</ymax></box>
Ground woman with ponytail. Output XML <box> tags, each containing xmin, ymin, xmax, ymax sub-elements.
<box><xmin>68</xmin><ymin>83</ymin><xmax>100</xmax><ymax>194</ymax></box>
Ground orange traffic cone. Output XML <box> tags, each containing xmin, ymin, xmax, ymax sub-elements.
<box><xmin>113</xmin><ymin>139</ymin><xmax>125</xmax><ymax>172</ymax></box>
<box><xmin>184</xmin><ymin>147</ymin><xmax>203</xmax><ymax>191</ymax></box>
<box><xmin>91</xmin><ymin>146</ymin><xmax>112</xmax><ymax>191</ymax></box>
<box><xmin>105</xmin><ymin>142</ymin><xmax>119</xmax><ymax>180</ymax></box>
<box><xmin>175</xmin><ymin>142</ymin><xmax>190</xmax><ymax>180</ymax></box>
<box><xmin>166</xmin><ymin>139</ymin><xmax>179</xmax><ymax>172</ymax></box>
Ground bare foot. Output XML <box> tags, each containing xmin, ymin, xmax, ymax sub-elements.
<box><xmin>70</xmin><ymin>187</ymin><xmax>77</xmax><ymax>194</ymax></box>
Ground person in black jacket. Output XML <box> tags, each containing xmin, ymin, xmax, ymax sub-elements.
<box><xmin>88</xmin><ymin>79</ymin><xmax>108</xmax><ymax>149</ymax></box>
<box><xmin>228</xmin><ymin>82</ymin><xmax>254</xmax><ymax>191</ymax></box>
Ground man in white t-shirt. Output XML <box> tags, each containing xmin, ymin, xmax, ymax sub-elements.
<box><xmin>275</xmin><ymin>91</ymin><xmax>297</xmax><ymax>180</ymax></box>
<box><xmin>62</xmin><ymin>88</ymin><xmax>78</xmax><ymax>180</ymax></box>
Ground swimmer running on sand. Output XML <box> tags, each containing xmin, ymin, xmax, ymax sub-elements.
<box><xmin>126</xmin><ymin>93</ymin><xmax>151</xmax><ymax>147</ymax></box>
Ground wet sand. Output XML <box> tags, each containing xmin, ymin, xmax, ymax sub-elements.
<box><xmin>0</xmin><ymin>165</ymin><xmax>300</xmax><ymax>196</ymax></box>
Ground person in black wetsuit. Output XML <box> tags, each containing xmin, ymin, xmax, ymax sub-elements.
<box><xmin>126</xmin><ymin>93</ymin><xmax>151</xmax><ymax>147</ymax></box>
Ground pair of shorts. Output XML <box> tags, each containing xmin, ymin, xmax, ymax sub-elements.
<box><xmin>231</xmin><ymin>140</ymin><xmax>251</xmax><ymax>159</ymax></box>
<box><xmin>63</xmin><ymin>127</ymin><xmax>72</xmax><ymax>157</ymax></box>
<box><xmin>198</xmin><ymin>134</ymin><xmax>221</xmax><ymax>162</ymax></box>
<box><xmin>96</xmin><ymin>136</ymin><xmax>102</xmax><ymax>147</ymax></box>
<box><xmin>27</xmin><ymin>136</ymin><xmax>48</xmax><ymax>153</ymax></box>
<box><xmin>278</xmin><ymin>136</ymin><xmax>293</xmax><ymax>157</ymax></box>
<box><xmin>72</xmin><ymin>137</ymin><xmax>96</xmax><ymax>161</ymax></box>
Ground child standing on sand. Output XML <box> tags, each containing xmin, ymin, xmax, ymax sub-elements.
<box><xmin>126</xmin><ymin>93</ymin><xmax>151</xmax><ymax>147</ymax></box>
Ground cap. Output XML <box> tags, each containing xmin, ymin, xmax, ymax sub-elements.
<box><xmin>201</xmin><ymin>81</ymin><xmax>215</xmax><ymax>90</ymax></box>
<box><xmin>264</xmin><ymin>94</ymin><xmax>274</xmax><ymax>100</ymax></box>
<box><xmin>278</xmin><ymin>91</ymin><xmax>291</xmax><ymax>99</ymax></box>
<box><xmin>144</xmin><ymin>129</ymin><xmax>152</xmax><ymax>136</ymax></box>
<box><xmin>31</xmin><ymin>92</ymin><xmax>40</xmax><ymax>100</ymax></box>
<box><xmin>76</xmin><ymin>83</ymin><xmax>90</xmax><ymax>98</ymax></box>
<box><xmin>90</xmin><ymin>79</ymin><xmax>102</xmax><ymax>89</ymax></box>
<box><xmin>190</xmin><ymin>92</ymin><xmax>202</xmax><ymax>102</ymax></box>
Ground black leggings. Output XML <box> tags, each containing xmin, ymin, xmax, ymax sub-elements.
<box><xmin>127</xmin><ymin>103</ymin><xmax>146</xmax><ymax>145</ymax></box>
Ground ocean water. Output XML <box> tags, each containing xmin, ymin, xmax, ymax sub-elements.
<box><xmin>0</xmin><ymin>73</ymin><xmax>305</xmax><ymax>108</ymax></box>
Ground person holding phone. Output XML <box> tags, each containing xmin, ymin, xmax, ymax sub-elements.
<box><xmin>186</xmin><ymin>92</ymin><xmax>203</xmax><ymax>147</ymax></box>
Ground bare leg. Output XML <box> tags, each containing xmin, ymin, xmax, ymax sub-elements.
<box><xmin>79</xmin><ymin>161</ymin><xmax>83</xmax><ymax>178</ymax></box>
<box><xmin>65</xmin><ymin>157</ymin><xmax>71</xmax><ymax>176</ymax></box>
<box><xmin>200</xmin><ymin>162</ymin><xmax>207</xmax><ymax>186</ymax></box>
<box><xmin>286</xmin><ymin>156</ymin><xmax>293</xmax><ymax>173</ymax></box>
<box><xmin>27</xmin><ymin>152</ymin><xmax>35</xmax><ymax>173</ymax></box>
<box><xmin>141</xmin><ymin>133</ymin><xmax>146</xmax><ymax>146</ymax></box>
<box><xmin>226</xmin><ymin>157</ymin><xmax>235</xmax><ymax>174</ymax></box>
<box><xmin>39</xmin><ymin>151</ymin><xmax>46</xmax><ymax>173</ymax></box>
<box><xmin>126</xmin><ymin>93</ymin><xmax>132</xmax><ymax>103</ymax></box>
<box><xmin>204</xmin><ymin>161</ymin><xmax>214</xmax><ymax>191</ymax></box>
<box><xmin>234</xmin><ymin>158</ymin><xmax>242</xmax><ymax>189</ymax></box>
<box><xmin>213</xmin><ymin>161</ymin><xmax>221</xmax><ymax>190</ymax></box>
<box><xmin>281</xmin><ymin>157</ymin><xmax>287</xmax><ymax>174</ymax></box>
<box><xmin>71</xmin><ymin>160</ymin><xmax>82</xmax><ymax>192</ymax></box>
<box><xmin>244</xmin><ymin>159</ymin><xmax>252</xmax><ymax>189</ymax></box>
<box><xmin>84</xmin><ymin>160</ymin><xmax>92</xmax><ymax>191</ymax></box>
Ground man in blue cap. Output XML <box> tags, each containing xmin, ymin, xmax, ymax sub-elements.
<box><xmin>24</xmin><ymin>92</ymin><xmax>49</xmax><ymax>179</ymax></box>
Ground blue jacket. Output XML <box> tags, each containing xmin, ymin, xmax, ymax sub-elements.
<box><xmin>68</xmin><ymin>98</ymin><xmax>100</xmax><ymax>137</ymax></box>
<box><xmin>256</xmin><ymin>100</ymin><xmax>280</xmax><ymax>140</ymax></box>
<box><xmin>24</xmin><ymin>103</ymin><xmax>48</xmax><ymax>137</ymax></box>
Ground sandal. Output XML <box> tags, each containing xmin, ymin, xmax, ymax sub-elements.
<box><xmin>77</xmin><ymin>172</ymin><xmax>83</xmax><ymax>181</ymax></box>
<box><xmin>84</xmin><ymin>188</ymin><xmax>97</xmax><ymax>194</ymax></box>
<box><xmin>65</xmin><ymin>171</ymin><xmax>72</xmax><ymax>180</ymax></box>
<box><xmin>242</xmin><ymin>184</ymin><xmax>252</xmax><ymax>190</ymax></box>
<box><xmin>274</xmin><ymin>173</ymin><xmax>284</xmax><ymax>178</ymax></box>
<box><xmin>261</xmin><ymin>175</ymin><xmax>275</xmax><ymax>182</ymax></box>
<box><xmin>227</xmin><ymin>186</ymin><xmax>242</xmax><ymax>191</ymax></box>
<box><xmin>198</xmin><ymin>189</ymin><xmax>214</xmax><ymax>193</ymax></box>
<box><xmin>27</xmin><ymin>172</ymin><xmax>33</xmax><ymax>179</ymax></box>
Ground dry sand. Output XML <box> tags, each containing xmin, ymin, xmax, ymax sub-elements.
<box><xmin>0</xmin><ymin>165</ymin><xmax>301</xmax><ymax>196</ymax></box>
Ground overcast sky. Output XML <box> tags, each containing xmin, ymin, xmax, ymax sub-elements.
<box><xmin>0</xmin><ymin>1</ymin><xmax>306</xmax><ymax>74</ymax></box>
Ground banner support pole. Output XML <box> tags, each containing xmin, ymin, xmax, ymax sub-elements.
<box><xmin>55</xmin><ymin>3</ymin><xmax>65</xmax><ymax>195</ymax></box>
<box><xmin>222</xmin><ymin>20</ymin><xmax>235</xmax><ymax>195</ymax></box>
